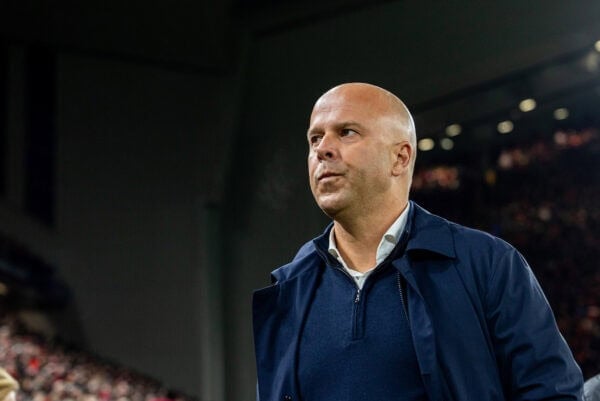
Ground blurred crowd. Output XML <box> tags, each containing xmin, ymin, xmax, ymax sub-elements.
<box><xmin>414</xmin><ymin>128</ymin><xmax>600</xmax><ymax>378</ymax></box>
<box><xmin>0</xmin><ymin>315</ymin><xmax>192</xmax><ymax>401</ymax></box>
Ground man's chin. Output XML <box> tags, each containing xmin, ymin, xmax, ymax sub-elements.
<box><xmin>316</xmin><ymin>199</ymin><xmax>346</xmax><ymax>219</ymax></box>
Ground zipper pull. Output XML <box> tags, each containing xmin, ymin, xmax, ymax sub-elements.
<box><xmin>354</xmin><ymin>289</ymin><xmax>361</xmax><ymax>303</ymax></box>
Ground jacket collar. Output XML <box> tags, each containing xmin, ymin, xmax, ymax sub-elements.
<box><xmin>271</xmin><ymin>201</ymin><xmax>456</xmax><ymax>284</ymax></box>
<box><xmin>404</xmin><ymin>202</ymin><xmax>456</xmax><ymax>259</ymax></box>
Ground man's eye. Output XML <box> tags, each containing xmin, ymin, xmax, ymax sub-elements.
<box><xmin>309</xmin><ymin>135</ymin><xmax>322</xmax><ymax>146</ymax></box>
<box><xmin>341</xmin><ymin>128</ymin><xmax>357</xmax><ymax>137</ymax></box>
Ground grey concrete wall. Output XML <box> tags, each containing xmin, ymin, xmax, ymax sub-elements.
<box><xmin>55</xmin><ymin>54</ymin><xmax>237</xmax><ymax>397</ymax></box>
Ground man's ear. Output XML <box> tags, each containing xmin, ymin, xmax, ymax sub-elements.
<box><xmin>391</xmin><ymin>141</ymin><xmax>412</xmax><ymax>176</ymax></box>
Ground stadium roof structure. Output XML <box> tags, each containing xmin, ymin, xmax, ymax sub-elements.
<box><xmin>1</xmin><ymin>0</ymin><xmax>598</xmax><ymax>167</ymax></box>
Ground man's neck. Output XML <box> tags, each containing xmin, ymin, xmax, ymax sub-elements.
<box><xmin>332</xmin><ymin>201</ymin><xmax>408</xmax><ymax>273</ymax></box>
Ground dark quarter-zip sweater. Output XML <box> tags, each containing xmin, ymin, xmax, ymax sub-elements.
<box><xmin>297</xmin><ymin>242</ymin><xmax>428</xmax><ymax>401</ymax></box>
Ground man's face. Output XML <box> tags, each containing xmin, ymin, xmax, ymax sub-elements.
<box><xmin>307</xmin><ymin>86</ymin><xmax>399</xmax><ymax>218</ymax></box>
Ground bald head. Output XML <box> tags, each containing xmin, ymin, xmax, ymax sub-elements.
<box><xmin>312</xmin><ymin>82</ymin><xmax>417</xmax><ymax>173</ymax></box>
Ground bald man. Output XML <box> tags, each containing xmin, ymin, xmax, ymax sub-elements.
<box><xmin>252</xmin><ymin>83</ymin><xmax>583</xmax><ymax>401</ymax></box>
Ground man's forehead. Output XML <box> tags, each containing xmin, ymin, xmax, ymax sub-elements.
<box><xmin>313</xmin><ymin>84</ymin><xmax>395</xmax><ymax>115</ymax></box>
<box><xmin>312</xmin><ymin>101</ymin><xmax>368</xmax><ymax>115</ymax></box>
<box><xmin>310</xmin><ymin>94</ymin><xmax>388</xmax><ymax>125</ymax></box>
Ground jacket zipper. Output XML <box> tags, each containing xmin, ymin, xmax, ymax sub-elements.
<box><xmin>318</xmin><ymin>245</ymin><xmax>385</xmax><ymax>340</ymax></box>
<box><xmin>352</xmin><ymin>287</ymin><xmax>362</xmax><ymax>339</ymax></box>
<box><xmin>332</xmin><ymin>265</ymin><xmax>364</xmax><ymax>339</ymax></box>
<box><xmin>396</xmin><ymin>271</ymin><xmax>409</xmax><ymax>322</ymax></box>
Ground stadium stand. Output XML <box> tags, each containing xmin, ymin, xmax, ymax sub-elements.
<box><xmin>0</xmin><ymin>313</ymin><xmax>193</xmax><ymax>401</ymax></box>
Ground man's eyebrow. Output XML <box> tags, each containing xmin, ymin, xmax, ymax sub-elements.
<box><xmin>307</xmin><ymin>121</ymin><xmax>364</xmax><ymax>136</ymax></box>
<box><xmin>306</xmin><ymin>127</ymin><xmax>322</xmax><ymax>137</ymax></box>
<box><xmin>339</xmin><ymin>120</ymin><xmax>363</xmax><ymax>129</ymax></box>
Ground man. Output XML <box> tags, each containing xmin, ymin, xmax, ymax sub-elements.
<box><xmin>252</xmin><ymin>83</ymin><xmax>583</xmax><ymax>401</ymax></box>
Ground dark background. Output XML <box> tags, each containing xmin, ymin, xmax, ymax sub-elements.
<box><xmin>0</xmin><ymin>1</ymin><xmax>599</xmax><ymax>399</ymax></box>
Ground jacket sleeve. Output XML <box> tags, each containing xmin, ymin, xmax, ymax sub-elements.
<box><xmin>485</xmin><ymin>247</ymin><xmax>584</xmax><ymax>400</ymax></box>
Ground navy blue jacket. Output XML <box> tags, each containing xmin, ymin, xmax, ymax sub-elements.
<box><xmin>253</xmin><ymin>202</ymin><xmax>584</xmax><ymax>401</ymax></box>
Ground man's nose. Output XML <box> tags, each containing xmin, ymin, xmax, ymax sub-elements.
<box><xmin>315</xmin><ymin>133</ymin><xmax>338</xmax><ymax>160</ymax></box>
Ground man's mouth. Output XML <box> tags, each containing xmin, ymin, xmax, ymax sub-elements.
<box><xmin>318</xmin><ymin>172</ymin><xmax>343</xmax><ymax>181</ymax></box>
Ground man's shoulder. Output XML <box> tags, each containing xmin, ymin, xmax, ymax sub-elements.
<box><xmin>449</xmin><ymin>218</ymin><xmax>513</xmax><ymax>253</ymax></box>
<box><xmin>270</xmin><ymin>239</ymin><xmax>323</xmax><ymax>284</ymax></box>
<box><xmin>411</xmin><ymin>202</ymin><xmax>515</xmax><ymax>257</ymax></box>
<box><xmin>411</xmin><ymin>204</ymin><xmax>526</xmax><ymax>292</ymax></box>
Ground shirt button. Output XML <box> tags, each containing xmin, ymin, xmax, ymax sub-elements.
<box><xmin>283</xmin><ymin>395</ymin><xmax>292</xmax><ymax>401</ymax></box>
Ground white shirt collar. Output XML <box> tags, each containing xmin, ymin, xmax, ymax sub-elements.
<box><xmin>328</xmin><ymin>202</ymin><xmax>411</xmax><ymax>284</ymax></box>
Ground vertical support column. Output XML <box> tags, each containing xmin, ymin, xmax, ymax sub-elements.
<box><xmin>23</xmin><ymin>46</ymin><xmax>56</xmax><ymax>226</ymax></box>
<box><xmin>195</xmin><ymin>201</ymin><xmax>225</xmax><ymax>401</ymax></box>
<box><xmin>5</xmin><ymin>45</ymin><xmax>26</xmax><ymax>210</ymax></box>
<box><xmin>0</xmin><ymin>42</ymin><xmax>6</xmax><ymax>196</ymax></box>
